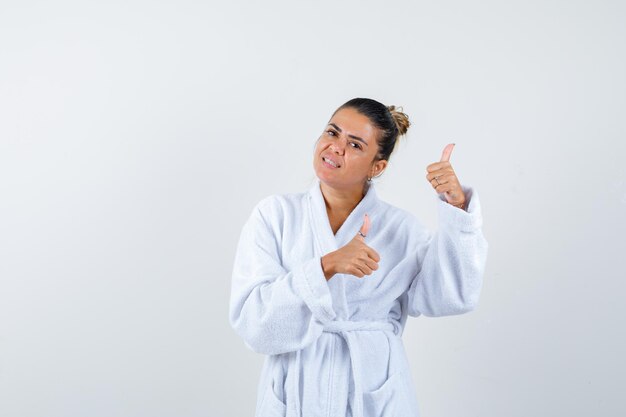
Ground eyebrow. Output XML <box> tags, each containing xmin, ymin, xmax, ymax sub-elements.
<box><xmin>327</xmin><ymin>123</ymin><xmax>368</xmax><ymax>146</ymax></box>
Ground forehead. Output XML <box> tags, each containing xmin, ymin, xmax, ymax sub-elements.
<box><xmin>329</xmin><ymin>107</ymin><xmax>379</xmax><ymax>141</ymax></box>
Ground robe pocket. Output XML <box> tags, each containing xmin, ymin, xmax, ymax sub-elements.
<box><xmin>258</xmin><ymin>379</ymin><xmax>287</xmax><ymax>417</ymax></box>
<box><xmin>362</xmin><ymin>370</ymin><xmax>411</xmax><ymax>417</ymax></box>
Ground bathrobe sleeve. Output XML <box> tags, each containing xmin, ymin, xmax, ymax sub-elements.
<box><xmin>229</xmin><ymin>197</ymin><xmax>337</xmax><ymax>355</ymax></box>
<box><xmin>407</xmin><ymin>184</ymin><xmax>489</xmax><ymax>317</ymax></box>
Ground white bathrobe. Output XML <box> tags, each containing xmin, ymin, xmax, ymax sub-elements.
<box><xmin>229</xmin><ymin>178</ymin><xmax>488</xmax><ymax>417</ymax></box>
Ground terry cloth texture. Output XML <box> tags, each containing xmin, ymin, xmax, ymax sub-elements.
<box><xmin>229</xmin><ymin>178</ymin><xmax>488</xmax><ymax>417</ymax></box>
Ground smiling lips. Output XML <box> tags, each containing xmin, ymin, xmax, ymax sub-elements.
<box><xmin>322</xmin><ymin>155</ymin><xmax>341</xmax><ymax>168</ymax></box>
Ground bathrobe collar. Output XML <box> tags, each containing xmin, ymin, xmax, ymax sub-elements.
<box><xmin>307</xmin><ymin>178</ymin><xmax>380</xmax><ymax>256</ymax></box>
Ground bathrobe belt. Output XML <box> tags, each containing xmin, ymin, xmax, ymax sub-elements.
<box><xmin>289</xmin><ymin>320</ymin><xmax>397</xmax><ymax>417</ymax></box>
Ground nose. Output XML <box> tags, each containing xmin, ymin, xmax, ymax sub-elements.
<box><xmin>329</xmin><ymin>137</ymin><xmax>346</xmax><ymax>155</ymax></box>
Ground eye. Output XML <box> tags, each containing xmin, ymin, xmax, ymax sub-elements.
<box><xmin>326</xmin><ymin>129</ymin><xmax>337</xmax><ymax>136</ymax></box>
<box><xmin>350</xmin><ymin>142</ymin><xmax>362</xmax><ymax>150</ymax></box>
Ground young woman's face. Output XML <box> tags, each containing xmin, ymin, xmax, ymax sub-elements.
<box><xmin>313</xmin><ymin>107</ymin><xmax>387</xmax><ymax>191</ymax></box>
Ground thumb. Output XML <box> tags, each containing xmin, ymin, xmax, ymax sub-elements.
<box><xmin>440</xmin><ymin>143</ymin><xmax>455</xmax><ymax>162</ymax></box>
<box><xmin>357</xmin><ymin>213</ymin><xmax>370</xmax><ymax>240</ymax></box>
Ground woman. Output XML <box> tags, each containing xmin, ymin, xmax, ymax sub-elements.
<box><xmin>229</xmin><ymin>98</ymin><xmax>488</xmax><ymax>417</ymax></box>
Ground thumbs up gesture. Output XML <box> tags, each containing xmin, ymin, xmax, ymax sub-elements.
<box><xmin>320</xmin><ymin>214</ymin><xmax>381</xmax><ymax>280</ymax></box>
<box><xmin>426</xmin><ymin>143</ymin><xmax>467</xmax><ymax>210</ymax></box>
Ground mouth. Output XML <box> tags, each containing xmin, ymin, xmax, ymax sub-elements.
<box><xmin>322</xmin><ymin>155</ymin><xmax>340</xmax><ymax>168</ymax></box>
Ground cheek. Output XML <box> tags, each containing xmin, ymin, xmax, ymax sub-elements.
<box><xmin>313</xmin><ymin>141</ymin><xmax>326</xmax><ymax>157</ymax></box>
<box><xmin>356</xmin><ymin>154</ymin><xmax>375</xmax><ymax>170</ymax></box>
<box><xmin>315</xmin><ymin>139</ymin><xmax>330</xmax><ymax>151</ymax></box>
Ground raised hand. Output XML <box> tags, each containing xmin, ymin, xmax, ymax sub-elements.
<box><xmin>425</xmin><ymin>143</ymin><xmax>466</xmax><ymax>210</ymax></box>
<box><xmin>320</xmin><ymin>214</ymin><xmax>381</xmax><ymax>280</ymax></box>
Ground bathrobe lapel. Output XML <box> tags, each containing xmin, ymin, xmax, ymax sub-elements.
<box><xmin>307</xmin><ymin>179</ymin><xmax>380</xmax><ymax>257</ymax></box>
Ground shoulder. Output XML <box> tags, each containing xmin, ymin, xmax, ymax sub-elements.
<box><xmin>250</xmin><ymin>189</ymin><xmax>308</xmax><ymax>224</ymax></box>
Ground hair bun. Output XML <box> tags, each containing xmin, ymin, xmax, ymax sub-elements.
<box><xmin>387</xmin><ymin>105</ymin><xmax>410</xmax><ymax>136</ymax></box>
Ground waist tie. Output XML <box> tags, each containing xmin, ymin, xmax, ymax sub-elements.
<box><xmin>289</xmin><ymin>320</ymin><xmax>397</xmax><ymax>417</ymax></box>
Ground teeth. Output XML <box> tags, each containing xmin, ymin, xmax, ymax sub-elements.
<box><xmin>324</xmin><ymin>157</ymin><xmax>338</xmax><ymax>167</ymax></box>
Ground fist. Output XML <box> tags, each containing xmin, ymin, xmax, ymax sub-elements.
<box><xmin>320</xmin><ymin>214</ymin><xmax>380</xmax><ymax>280</ymax></box>
<box><xmin>425</xmin><ymin>143</ymin><xmax>466</xmax><ymax>209</ymax></box>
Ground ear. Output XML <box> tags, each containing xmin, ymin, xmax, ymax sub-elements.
<box><xmin>371</xmin><ymin>159</ymin><xmax>388</xmax><ymax>177</ymax></box>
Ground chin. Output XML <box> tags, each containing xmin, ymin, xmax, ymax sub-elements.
<box><xmin>314</xmin><ymin>170</ymin><xmax>335</xmax><ymax>186</ymax></box>
<box><xmin>313</xmin><ymin>162</ymin><xmax>354</xmax><ymax>190</ymax></box>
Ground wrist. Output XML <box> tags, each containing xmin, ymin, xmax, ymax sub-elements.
<box><xmin>451</xmin><ymin>200</ymin><xmax>466</xmax><ymax>211</ymax></box>
<box><xmin>321</xmin><ymin>253</ymin><xmax>336</xmax><ymax>281</ymax></box>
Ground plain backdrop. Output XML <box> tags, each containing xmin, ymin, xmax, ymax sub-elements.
<box><xmin>1</xmin><ymin>1</ymin><xmax>624</xmax><ymax>416</ymax></box>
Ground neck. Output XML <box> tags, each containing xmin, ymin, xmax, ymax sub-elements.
<box><xmin>319</xmin><ymin>181</ymin><xmax>369</xmax><ymax>214</ymax></box>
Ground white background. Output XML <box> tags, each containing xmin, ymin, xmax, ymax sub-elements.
<box><xmin>1</xmin><ymin>1</ymin><xmax>624</xmax><ymax>416</ymax></box>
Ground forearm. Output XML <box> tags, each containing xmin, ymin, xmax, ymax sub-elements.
<box><xmin>408</xmin><ymin>228</ymin><xmax>488</xmax><ymax>317</ymax></box>
<box><xmin>230</xmin><ymin>256</ymin><xmax>337</xmax><ymax>354</ymax></box>
<box><xmin>408</xmin><ymin>184</ymin><xmax>488</xmax><ymax>316</ymax></box>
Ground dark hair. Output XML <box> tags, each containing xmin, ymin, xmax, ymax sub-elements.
<box><xmin>332</xmin><ymin>97</ymin><xmax>410</xmax><ymax>161</ymax></box>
